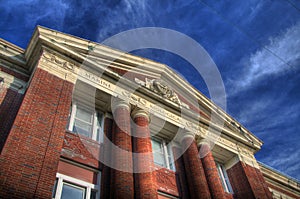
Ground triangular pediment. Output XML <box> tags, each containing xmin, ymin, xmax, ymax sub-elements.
<box><xmin>22</xmin><ymin>26</ymin><xmax>263</xmax><ymax>151</ymax></box>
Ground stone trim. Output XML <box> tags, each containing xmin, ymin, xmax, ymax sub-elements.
<box><xmin>0</xmin><ymin>71</ymin><xmax>27</xmax><ymax>94</ymax></box>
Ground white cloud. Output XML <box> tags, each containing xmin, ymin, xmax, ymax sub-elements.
<box><xmin>261</xmin><ymin>148</ymin><xmax>300</xmax><ymax>179</ymax></box>
<box><xmin>228</xmin><ymin>22</ymin><xmax>300</xmax><ymax>95</ymax></box>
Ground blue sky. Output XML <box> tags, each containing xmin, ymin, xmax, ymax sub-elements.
<box><xmin>1</xmin><ymin>0</ymin><xmax>299</xmax><ymax>180</ymax></box>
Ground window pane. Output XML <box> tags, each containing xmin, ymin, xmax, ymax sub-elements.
<box><xmin>61</xmin><ymin>183</ymin><xmax>85</xmax><ymax>199</ymax></box>
<box><xmin>76</xmin><ymin>107</ymin><xmax>93</xmax><ymax>123</ymax></box>
<box><xmin>151</xmin><ymin>140</ymin><xmax>163</xmax><ymax>152</ymax></box>
<box><xmin>74</xmin><ymin>119</ymin><xmax>93</xmax><ymax>137</ymax></box>
<box><xmin>153</xmin><ymin>153</ymin><xmax>166</xmax><ymax>167</ymax></box>
<box><xmin>52</xmin><ymin>178</ymin><xmax>58</xmax><ymax>198</ymax></box>
<box><xmin>90</xmin><ymin>190</ymin><xmax>97</xmax><ymax>199</ymax></box>
<box><xmin>96</xmin><ymin>113</ymin><xmax>103</xmax><ymax>127</ymax></box>
<box><xmin>216</xmin><ymin>162</ymin><xmax>233</xmax><ymax>193</ymax></box>
<box><xmin>151</xmin><ymin>139</ymin><xmax>166</xmax><ymax>167</ymax></box>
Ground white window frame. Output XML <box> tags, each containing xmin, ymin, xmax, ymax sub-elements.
<box><xmin>151</xmin><ymin>138</ymin><xmax>175</xmax><ymax>171</ymax></box>
<box><xmin>216</xmin><ymin>162</ymin><xmax>233</xmax><ymax>193</ymax></box>
<box><xmin>53</xmin><ymin>173</ymin><xmax>101</xmax><ymax>199</ymax></box>
<box><xmin>68</xmin><ymin>102</ymin><xmax>104</xmax><ymax>143</ymax></box>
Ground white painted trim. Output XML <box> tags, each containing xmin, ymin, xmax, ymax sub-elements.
<box><xmin>54</xmin><ymin>173</ymin><xmax>100</xmax><ymax>199</ymax></box>
<box><xmin>68</xmin><ymin>103</ymin><xmax>77</xmax><ymax>131</ymax></box>
<box><xmin>163</xmin><ymin>140</ymin><xmax>170</xmax><ymax>170</ymax></box>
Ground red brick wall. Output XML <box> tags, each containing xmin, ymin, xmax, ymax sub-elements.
<box><xmin>57</xmin><ymin>161</ymin><xmax>98</xmax><ymax>184</ymax></box>
<box><xmin>227</xmin><ymin>161</ymin><xmax>272</xmax><ymax>199</ymax></box>
<box><xmin>0</xmin><ymin>88</ymin><xmax>24</xmax><ymax>152</ymax></box>
<box><xmin>0</xmin><ymin>68</ymin><xmax>73</xmax><ymax>198</ymax></box>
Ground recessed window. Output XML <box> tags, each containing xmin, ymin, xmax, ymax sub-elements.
<box><xmin>52</xmin><ymin>173</ymin><xmax>100</xmax><ymax>199</ymax></box>
<box><xmin>215</xmin><ymin>162</ymin><xmax>233</xmax><ymax>193</ymax></box>
<box><xmin>61</xmin><ymin>182</ymin><xmax>85</xmax><ymax>199</ymax></box>
<box><xmin>151</xmin><ymin>138</ymin><xmax>175</xmax><ymax>171</ymax></box>
<box><xmin>68</xmin><ymin>102</ymin><xmax>104</xmax><ymax>142</ymax></box>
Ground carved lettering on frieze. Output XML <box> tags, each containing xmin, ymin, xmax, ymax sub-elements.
<box><xmin>42</xmin><ymin>51</ymin><xmax>75</xmax><ymax>71</ymax></box>
<box><xmin>217</xmin><ymin>137</ymin><xmax>236</xmax><ymax>149</ymax></box>
<box><xmin>79</xmin><ymin>70</ymin><xmax>112</xmax><ymax>90</ymax></box>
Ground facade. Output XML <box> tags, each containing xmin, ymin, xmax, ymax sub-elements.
<box><xmin>0</xmin><ymin>26</ymin><xmax>299</xmax><ymax>199</ymax></box>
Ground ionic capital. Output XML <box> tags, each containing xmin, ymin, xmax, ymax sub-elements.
<box><xmin>131</xmin><ymin>107</ymin><xmax>150</xmax><ymax>122</ymax></box>
<box><xmin>111</xmin><ymin>97</ymin><xmax>131</xmax><ymax>113</ymax></box>
<box><xmin>175</xmin><ymin>130</ymin><xmax>196</xmax><ymax>144</ymax></box>
<box><xmin>197</xmin><ymin>138</ymin><xmax>211</xmax><ymax>149</ymax></box>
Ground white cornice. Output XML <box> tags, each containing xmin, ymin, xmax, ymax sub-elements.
<box><xmin>0</xmin><ymin>39</ymin><xmax>27</xmax><ymax>71</ymax></box>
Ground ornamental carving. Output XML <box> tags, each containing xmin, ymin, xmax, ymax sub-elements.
<box><xmin>135</xmin><ymin>77</ymin><xmax>189</xmax><ymax>109</ymax></box>
<box><xmin>61</xmin><ymin>132</ymin><xmax>100</xmax><ymax>168</ymax></box>
<box><xmin>237</xmin><ymin>145</ymin><xmax>253</xmax><ymax>158</ymax></box>
<box><xmin>42</xmin><ymin>51</ymin><xmax>75</xmax><ymax>71</ymax></box>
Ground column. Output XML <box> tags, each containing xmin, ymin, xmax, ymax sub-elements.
<box><xmin>199</xmin><ymin>140</ymin><xmax>226</xmax><ymax>199</ymax></box>
<box><xmin>180</xmin><ymin>132</ymin><xmax>211</xmax><ymax>199</ymax></box>
<box><xmin>101</xmin><ymin>117</ymin><xmax>113</xmax><ymax>199</ymax></box>
<box><xmin>111</xmin><ymin>98</ymin><xmax>134</xmax><ymax>199</ymax></box>
<box><xmin>132</xmin><ymin>107</ymin><xmax>158</xmax><ymax>199</ymax></box>
<box><xmin>172</xmin><ymin>144</ymin><xmax>190</xmax><ymax>199</ymax></box>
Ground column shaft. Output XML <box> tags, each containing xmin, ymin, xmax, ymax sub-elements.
<box><xmin>200</xmin><ymin>143</ymin><xmax>226</xmax><ymax>199</ymax></box>
<box><xmin>172</xmin><ymin>146</ymin><xmax>190</xmax><ymax>199</ymax></box>
<box><xmin>133</xmin><ymin>111</ymin><xmax>158</xmax><ymax>199</ymax></box>
<box><xmin>182</xmin><ymin>136</ymin><xmax>211</xmax><ymax>199</ymax></box>
<box><xmin>111</xmin><ymin>104</ymin><xmax>134</xmax><ymax>199</ymax></box>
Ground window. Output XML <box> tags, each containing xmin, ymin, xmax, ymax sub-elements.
<box><xmin>151</xmin><ymin>138</ymin><xmax>175</xmax><ymax>171</ymax></box>
<box><xmin>215</xmin><ymin>162</ymin><xmax>233</xmax><ymax>193</ymax></box>
<box><xmin>158</xmin><ymin>191</ymin><xmax>179</xmax><ymax>199</ymax></box>
<box><xmin>52</xmin><ymin>173</ymin><xmax>100</xmax><ymax>199</ymax></box>
<box><xmin>68</xmin><ymin>102</ymin><xmax>104</xmax><ymax>142</ymax></box>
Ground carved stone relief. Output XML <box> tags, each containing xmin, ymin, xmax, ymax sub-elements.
<box><xmin>135</xmin><ymin>77</ymin><xmax>189</xmax><ymax>109</ymax></box>
<box><xmin>42</xmin><ymin>51</ymin><xmax>75</xmax><ymax>71</ymax></box>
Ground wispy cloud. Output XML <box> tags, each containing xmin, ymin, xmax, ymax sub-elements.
<box><xmin>259</xmin><ymin>144</ymin><xmax>300</xmax><ymax>180</ymax></box>
<box><xmin>227</xmin><ymin>22</ymin><xmax>300</xmax><ymax>96</ymax></box>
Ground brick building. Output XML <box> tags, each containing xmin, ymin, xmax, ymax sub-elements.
<box><xmin>0</xmin><ymin>26</ymin><xmax>299</xmax><ymax>199</ymax></box>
